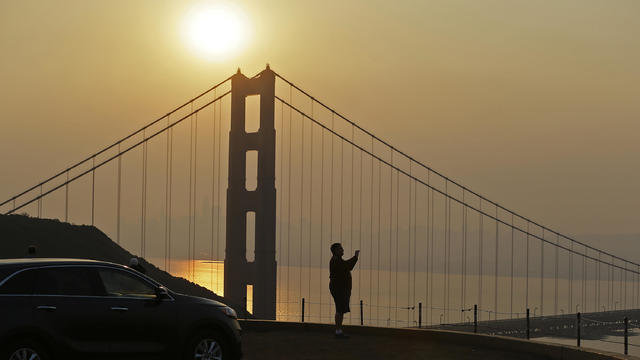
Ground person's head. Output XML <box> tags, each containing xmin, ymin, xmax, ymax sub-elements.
<box><xmin>330</xmin><ymin>243</ymin><xmax>344</xmax><ymax>257</ymax></box>
<box><xmin>129</xmin><ymin>257</ymin><xmax>139</xmax><ymax>267</ymax></box>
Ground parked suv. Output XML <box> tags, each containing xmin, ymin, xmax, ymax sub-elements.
<box><xmin>0</xmin><ymin>259</ymin><xmax>242</xmax><ymax>360</ymax></box>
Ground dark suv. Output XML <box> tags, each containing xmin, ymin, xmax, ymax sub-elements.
<box><xmin>0</xmin><ymin>259</ymin><xmax>242</xmax><ymax>360</ymax></box>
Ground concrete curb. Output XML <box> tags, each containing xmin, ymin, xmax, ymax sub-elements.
<box><xmin>239</xmin><ymin>320</ymin><xmax>639</xmax><ymax>360</ymax></box>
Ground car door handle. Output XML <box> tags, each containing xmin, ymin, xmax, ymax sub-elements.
<box><xmin>111</xmin><ymin>306</ymin><xmax>129</xmax><ymax>312</ymax></box>
<box><xmin>36</xmin><ymin>305</ymin><xmax>57</xmax><ymax>311</ymax></box>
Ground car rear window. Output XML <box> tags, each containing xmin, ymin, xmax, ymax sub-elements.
<box><xmin>0</xmin><ymin>269</ymin><xmax>36</xmax><ymax>295</ymax></box>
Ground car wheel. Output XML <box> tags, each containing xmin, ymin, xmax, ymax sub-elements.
<box><xmin>185</xmin><ymin>331</ymin><xmax>229</xmax><ymax>360</ymax></box>
<box><xmin>3</xmin><ymin>339</ymin><xmax>49</xmax><ymax>360</ymax></box>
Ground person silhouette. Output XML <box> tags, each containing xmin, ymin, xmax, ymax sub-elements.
<box><xmin>329</xmin><ymin>243</ymin><xmax>359</xmax><ymax>338</ymax></box>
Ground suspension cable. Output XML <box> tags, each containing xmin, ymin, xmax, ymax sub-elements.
<box><xmin>275</xmin><ymin>96</ymin><xmax>638</xmax><ymax>273</ymax></box>
<box><xmin>273</xmin><ymin>71</ymin><xmax>640</xmax><ymax>268</ymax></box>
<box><xmin>7</xmin><ymin>91</ymin><xmax>230</xmax><ymax>215</ymax></box>
<box><xmin>1</xmin><ymin>76</ymin><xmax>232</xmax><ymax>210</ymax></box>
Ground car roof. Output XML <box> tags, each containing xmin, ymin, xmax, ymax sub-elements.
<box><xmin>0</xmin><ymin>258</ymin><xmax>122</xmax><ymax>267</ymax></box>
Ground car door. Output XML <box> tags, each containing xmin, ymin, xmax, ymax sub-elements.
<box><xmin>31</xmin><ymin>266</ymin><xmax>111</xmax><ymax>355</ymax></box>
<box><xmin>95</xmin><ymin>267</ymin><xmax>176</xmax><ymax>355</ymax></box>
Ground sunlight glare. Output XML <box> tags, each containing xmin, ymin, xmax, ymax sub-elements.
<box><xmin>184</xmin><ymin>2</ymin><xmax>250</xmax><ymax>60</ymax></box>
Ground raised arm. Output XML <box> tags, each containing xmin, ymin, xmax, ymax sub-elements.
<box><xmin>345</xmin><ymin>252</ymin><xmax>359</xmax><ymax>271</ymax></box>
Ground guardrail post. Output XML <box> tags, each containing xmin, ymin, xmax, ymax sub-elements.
<box><xmin>576</xmin><ymin>312</ymin><xmax>581</xmax><ymax>347</ymax></box>
<box><xmin>526</xmin><ymin>308</ymin><xmax>530</xmax><ymax>340</ymax></box>
<box><xmin>624</xmin><ymin>317</ymin><xmax>629</xmax><ymax>355</ymax></box>
<box><xmin>474</xmin><ymin>304</ymin><xmax>478</xmax><ymax>333</ymax></box>
<box><xmin>418</xmin><ymin>302</ymin><xmax>422</xmax><ymax>328</ymax></box>
<box><xmin>360</xmin><ymin>300</ymin><xmax>364</xmax><ymax>325</ymax></box>
<box><xmin>301</xmin><ymin>298</ymin><xmax>305</xmax><ymax>323</ymax></box>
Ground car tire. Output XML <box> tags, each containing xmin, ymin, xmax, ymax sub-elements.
<box><xmin>184</xmin><ymin>330</ymin><xmax>231</xmax><ymax>360</ymax></box>
<box><xmin>2</xmin><ymin>338</ymin><xmax>50</xmax><ymax>360</ymax></box>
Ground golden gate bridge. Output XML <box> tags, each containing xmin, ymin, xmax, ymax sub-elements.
<box><xmin>2</xmin><ymin>66</ymin><xmax>638</xmax><ymax>346</ymax></box>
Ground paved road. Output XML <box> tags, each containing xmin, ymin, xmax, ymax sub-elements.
<box><xmin>241</xmin><ymin>327</ymin><xmax>545</xmax><ymax>360</ymax></box>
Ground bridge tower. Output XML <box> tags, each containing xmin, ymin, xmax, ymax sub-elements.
<box><xmin>224</xmin><ymin>66</ymin><xmax>277</xmax><ymax>319</ymax></box>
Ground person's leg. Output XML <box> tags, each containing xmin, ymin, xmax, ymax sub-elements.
<box><xmin>335</xmin><ymin>312</ymin><xmax>343</xmax><ymax>331</ymax></box>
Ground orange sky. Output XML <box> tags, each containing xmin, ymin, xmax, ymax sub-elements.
<box><xmin>1</xmin><ymin>0</ymin><xmax>639</xmax><ymax>242</ymax></box>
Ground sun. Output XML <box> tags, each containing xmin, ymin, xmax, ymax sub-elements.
<box><xmin>184</xmin><ymin>3</ymin><xmax>250</xmax><ymax>60</ymax></box>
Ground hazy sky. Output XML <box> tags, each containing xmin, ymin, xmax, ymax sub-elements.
<box><xmin>1</xmin><ymin>0</ymin><xmax>639</xmax><ymax>242</ymax></box>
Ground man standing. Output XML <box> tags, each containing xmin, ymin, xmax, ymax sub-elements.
<box><xmin>329</xmin><ymin>243</ymin><xmax>359</xmax><ymax>338</ymax></box>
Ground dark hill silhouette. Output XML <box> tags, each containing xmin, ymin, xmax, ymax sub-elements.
<box><xmin>0</xmin><ymin>214</ymin><xmax>250</xmax><ymax>318</ymax></box>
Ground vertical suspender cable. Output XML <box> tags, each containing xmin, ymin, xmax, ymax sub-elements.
<box><xmin>299</xmin><ymin>113</ymin><xmax>304</xmax><ymax>310</ymax></box>
<box><xmin>351</xmin><ymin>126</ymin><xmax>357</xmax><ymax>310</ymax></box>
<box><xmin>583</xmin><ymin>246</ymin><xmax>587</xmax><ymax>311</ymax></box>
<box><xmin>387</xmin><ymin>155</ymin><xmax>393</xmax><ymax>325</ymax></box>
<box><xmin>330</xmin><ymin>111</ymin><xmax>335</xmax><ymax>252</ymax></box>
<box><xmin>569</xmin><ymin>241</ymin><xmax>573</xmax><ymax>312</ymax></box>
<box><xmin>445</xmin><ymin>181</ymin><xmax>451</xmax><ymax>322</ymax></box>
<box><xmin>308</xmin><ymin>102</ymin><xmax>314</xmax><ymax>306</ymax></box>
<box><xmin>91</xmin><ymin>156</ymin><xmax>95</xmax><ymax>226</ymax></box>
<box><xmin>340</xmin><ymin>138</ymin><xmax>344</xmax><ymax>246</ymax></box>
<box><xmin>407</xmin><ymin>163</ymin><xmax>412</xmax><ymax>325</ymax></box>
<box><xmin>479</xmin><ymin>200</ymin><xmax>483</xmax><ymax>319</ymax></box>
<box><xmin>210</xmin><ymin>96</ymin><xmax>216</xmax><ymax>285</ymax></box>
<box><xmin>377</xmin><ymin>158</ymin><xmax>382</xmax><ymax>325</ymax></box>
<box><xmin>425</xmin><ymin>172</ymin><xmax>430</xmax><ymax>324</ymax></box>
<box><xmin>619</xmin><ymin>264</ymin><xmax>623</xmax><ymax>309</ymax></box>
<box><xmin>553</xmin><ymin>234</ymin><xmax>560</xmax><ymax>315</ymax></box>
<box><xmin>369</xmin><ymin>138</ymin><xmax>374</xmax><ymax>322</ymax></box>
<box><xmin>526</xmin><ymin>221</ymin><xmax>529</xmax><ymax>312</ymax></box>
<box><xmin>278</xmin><ymin>102</ymin><xmax>284</xmax><ymax>303</ymax></box>
<box><xmin>461</xmin><ymin>191</ymin><xmax>467</xmax><ymax>320</ymax></box>
<box><xmin>188</xmin><ymin>105</ymin><xmax>194</xmax><ymax>278</ymax></box>
<box><xmin>168</xmin><ymin>124</ymin><xmax>174</xmax><ymax>272</ymax></box>
<box><xmin>540</xmin><ymin>228</ymin><xmax>544</xmax><ymax>316</ymax></box>
<box><xmin>395</xmin><ymin>166</ymin><xmax>399</xmax><ymax>325</ymax></box>
<box><xmin>166</xmin><ymin>115</ymin><xmax>171</xmax><ymax>271</ymax></box>
<box><xmin>443</xmin><ymin>181</ymin><xmax>449</xmax><ymax>322</ymax></box>
<box><xmin>65</xmin><ymin>170</ymin><xmax>69</xmax><ymax>222</ymax></box>
<box><xmin>38</xmin><ymin>185</ymin><xmax>42</xmax><ymax>218</ymax></box>
<box><xmin>608</xmin><ymin>258</ymin><xmax>611</xmax><ymax>310</ymax></box>
<box><xmin>193</xmin><ymin>112</ymin><xmax>199</xmax><ymax>277</ymax></box>
<box><xmin>117</xmin><ymin>144</ymin><xmax>122</xmax><ymax>244</ymax></box>
<box><xmin>596</xmin><ymin>251</ymin><xmax>601</xmax><ymax>312</ymax></box>
<box><xmin>510</xmin><ymin>214</ymin><xmax>514</xmax><ymax>318</ymax></box>
<box><xmin>624</xmin><ymin>262</ymin><xmax>627</xmax><ymax>309</ymax></box>
<box><xmin>328</xmin><ymin>111</ymin><xmax>335</xmax><ymax>320</ymax></box>
<box><xmin>141</xmin><ymin>129</ymin><xmax>148</xmax><ymax>258</ymax></box>
<box><xmin>286</xmin><ymin>96</ymin><xmax>293</xmax><ymax>317</ymax></box>
<box><xmin>412</xmin><ymin>171</ymin><xmax>417</xmax><ymax>325</ymax></box>
<box><xmin>318</xmin><ymin>126</ymin><xmax>324</xmax><ymax>322</ymax></box>
<box><xmin>429</xmin><ymin>171</ymin><xmax>434</xmax><ymax>325</ymax></box>
<box><xmin>141</xmin><ymin>139</ymin><xmax>145</xmax><ymax>257</ymax></box>
<box><xmin>358</xmin><ymin>135</ymin><xmax>364</xmax><ymax>315</ymax></box>
<box><xmin>215</xmin><ymin>97</ymin><xmax>221</xmax><ymax>284</ymax></box>
<box><xmin>495</xmin><ymin>206</ymin><xmax>499</xmax><ymax>319</ymax></box>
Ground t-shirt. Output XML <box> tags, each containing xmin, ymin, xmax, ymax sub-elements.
<box><xmin>329</xmin><ymin>255</ymin><xmax>358</xmax><ymax>288</ymax></box>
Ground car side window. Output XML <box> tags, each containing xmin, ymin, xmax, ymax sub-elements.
<box><xmin>0</xmin><ymin>269</ymin><xmax>35</xmax><ymax>295</ymax></box>
<box><xmin>33</xmin><ymin>267</ymin><xmax>101</xmax><ymax>296</ymax></box>
<box><xmin>97</xmin><ymin>269</ymin><xmax>156</xmax><ymax>299</ymax></box>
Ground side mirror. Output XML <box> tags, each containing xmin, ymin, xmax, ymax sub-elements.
<box><xmin>155</xmin><ymin>286</ymin><xmax>170</xmax><ymax>300</ymax></box>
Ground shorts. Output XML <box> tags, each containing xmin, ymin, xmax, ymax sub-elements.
<box><xmin>329</xmin><ymin>281</ymin><xmax>351</xmax><ymax>314</ymax></box>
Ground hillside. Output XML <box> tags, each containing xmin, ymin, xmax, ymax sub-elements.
<box><xmin>0</xmin><ymin>214</ymin><xmax>250</xmax><ymax>318</ymax></box>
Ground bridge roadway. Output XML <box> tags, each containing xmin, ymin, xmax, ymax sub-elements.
<box><xmin>239</xmin><ymin>320</ymin><xmax>633</xmax><ymax>360</ymax></box>
<box><xmin>427</xmin><ymin>309</ymin><xmax>640</xmax><ymax>340</ymax></box>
